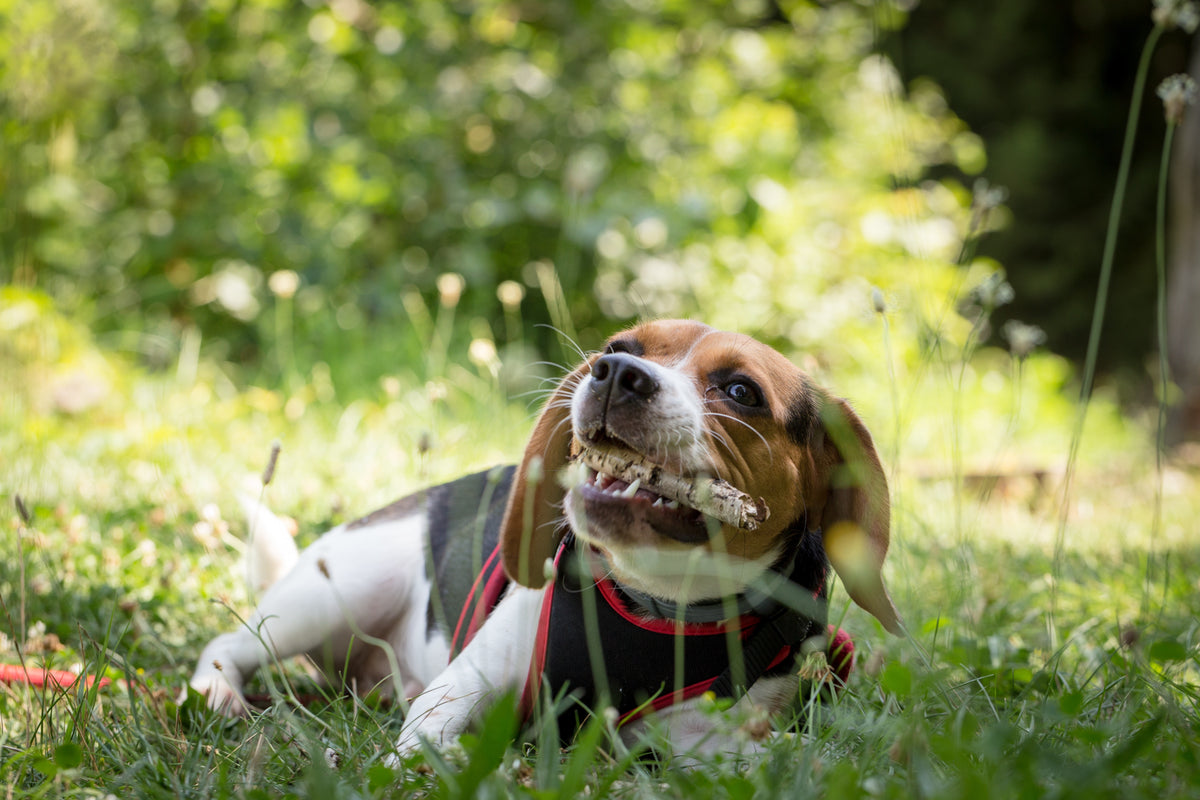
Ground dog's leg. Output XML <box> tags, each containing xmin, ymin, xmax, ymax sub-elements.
<box><xmin>390</xmin><ymin>584</ymin><xmax>544</xmax><ymax>759</ymax></box>
<box><xmin>623</xmin><ymin>674</ymin><xmax>801</xmax><ymax>765</ymax></box>
<box><xmin>190</xmin><ymin>516</ymin><xmax>432</xmax><ymax>715</ymax></box>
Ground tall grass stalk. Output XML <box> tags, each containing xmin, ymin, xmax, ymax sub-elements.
<box><xmin>1149</xmin><ymin>73</ymin><xmax>1191</xmax><ymax>609</ymax></box>
<box><xmin>1054</xmin><ymin>23</ymin><xmax>1165</xmax><ymax>640</ymax></box>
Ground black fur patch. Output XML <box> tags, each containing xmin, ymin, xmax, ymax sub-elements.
<box><xmin>784</xmin><ymin>383</ymin><xmax>821</xmax><ymax>447</ymax></box>
<box><xmin>423</xmin><ymin>466</ymin><xmax>517</xmax><ymax>643</ymax></box>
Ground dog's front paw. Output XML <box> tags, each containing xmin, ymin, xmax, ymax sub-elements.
<box><xmin>386</xmin><ymin>701</ymin><xmax>471</xmax><ymax>767</ymax></box>
<box><xmin>189</xmin><ymin>664</ymin><xmax>251</xmax><ymax>717</ymax></box>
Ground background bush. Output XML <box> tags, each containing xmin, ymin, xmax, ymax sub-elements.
<box><xmin>3</xmin><ymin>0</ymin><xmax>998</xmax><ymax>393</ymax></box>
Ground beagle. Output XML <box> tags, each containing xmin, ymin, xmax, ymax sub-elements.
<box><xmin>189</xmin><ymin>319</ymin><xmax>901</xmax><ymax>759</ymax></box>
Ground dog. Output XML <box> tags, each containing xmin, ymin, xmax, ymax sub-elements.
<box><xmin>189</xmin><ymin>319</ymin><xmax>902</xmax><ymax>759</ymax></box>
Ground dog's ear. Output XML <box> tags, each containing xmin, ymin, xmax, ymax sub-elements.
<box><xmin>500</xmin><ymin>355</ymin><xmax>597</xmax><ymax>587</ymax></box>
<box><xmin>817</xmin><ymin>397</ymin><xmax>903</xmax><ymax>634</ymax></box>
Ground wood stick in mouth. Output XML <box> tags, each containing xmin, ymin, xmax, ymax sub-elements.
<box><xmin>573</xmin><ymin>443</ymin><xmax>770</xmax><ymax>531</ymax></box>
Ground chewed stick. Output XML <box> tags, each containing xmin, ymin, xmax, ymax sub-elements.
<box><xmin>574</xmin><ymin>444</ymin><xmax>769</xmax><ymax>530</ymax></box>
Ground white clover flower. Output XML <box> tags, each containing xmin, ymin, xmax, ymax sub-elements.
<box><xmin>1157</xmin><ymin>73</ymin><xmax>1198</xmax><ymax>124</ymax></box>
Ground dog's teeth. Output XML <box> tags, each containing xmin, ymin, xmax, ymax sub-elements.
<box><xmin>652</xmin><ymin>498</ymin><xmax>664</xmax><ymax>508</ymax></box>
<box><xmin>621</xmin><ymin>478</ymin><xmax>641</xmax><ymax>499</ymax></box>
<box><xmin>666</xmin><ymin>500</ymin><xmax>680</xmax><ymax>510</ymax></box>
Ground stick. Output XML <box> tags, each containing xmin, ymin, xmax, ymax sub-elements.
<box><xmin>575</xmin><ymin>444</ymin><xmax>769</xmax><ymax>530</ymax></box>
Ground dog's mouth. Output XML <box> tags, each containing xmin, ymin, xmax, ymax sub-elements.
<box><xmin>577</xmin><ymin>462</ymin><xmax>712</xmax><ymax>544</ymax></box>
<box><xmin>566</xmin><ymin>441</ymin><xmax>769</xmax><ymax>544</ymax></box>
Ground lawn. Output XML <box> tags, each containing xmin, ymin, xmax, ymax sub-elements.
<box><xmin>2</xmin><ymin>289</ymin><xmax>1198</xmax><ymax>799</ymax></box>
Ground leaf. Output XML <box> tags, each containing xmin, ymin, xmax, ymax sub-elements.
<box><xmin>53</xmin><ymin>743</ymin><xmax>83</xmax><ymax>770</ymax></box>
<box><xmin>720</xmin><ymin>774</ymin><xmax>757</xmax><ymax>800</ymax></box>
<box><xmin>1057</xmin><ymin>690</ymin><xmax>1084</xmax><ymax>716</ymax></box>
<box><xmin>881</xmin><ymin>662</ymin><xmax>913</xmax><ymax>697</ymax></box>
<box><xmin>1147</xmin><ymin>638</ymin><xmax>1189</xmax><ymax>663</ymax></box>
<box><xmin>450</xmin><ymin>693</ymin><xmax>520</xmax><ymax>800</ymax></box>
<box><xmin>366</xmin><ymin>763</ymin><xmax>395</xmax><ymax>793</ymax></box>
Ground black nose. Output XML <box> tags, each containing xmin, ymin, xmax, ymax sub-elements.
<box><xmin>590</xmin><ymin>353</ymin><xmax>659</xmax><ymax>401</ymax></box>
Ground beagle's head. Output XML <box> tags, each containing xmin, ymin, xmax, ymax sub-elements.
<box><xmin>500</xmin><ymin>319</ymin><xmax>901</xmax><ymax>634</ymax></box>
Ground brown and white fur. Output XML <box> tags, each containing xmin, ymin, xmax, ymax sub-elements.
<box><xmin>189</xmin><ymin>319</ymin><xmax>902</xmax><ymax>759</ymax></box>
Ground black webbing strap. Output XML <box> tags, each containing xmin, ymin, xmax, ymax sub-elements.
<box><xmin>706</xmin><ymin>608</ymin><xmax>813</xmax><ymax>700</ymax></box>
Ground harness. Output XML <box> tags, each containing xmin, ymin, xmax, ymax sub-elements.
<box><xmin>523</xmin><ymin>531</ymin><xmax>850</xmax><ymax>731</ymax></box>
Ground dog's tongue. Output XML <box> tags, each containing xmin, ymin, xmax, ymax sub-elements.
<box><xmin>598</xmin><ymin>475</ymin><xmax>667</xmax><ymax>503</ymax></box>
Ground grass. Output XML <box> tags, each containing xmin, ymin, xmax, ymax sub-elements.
<box><xmin>3</xmin><ymin>14</ymin><xmax>1200</xmax><ymax>791</ymax></box>
<box><xmin>2</xmin><ymin>284</ymin><xmax>1199</xmax><ymax>800</ymax></box>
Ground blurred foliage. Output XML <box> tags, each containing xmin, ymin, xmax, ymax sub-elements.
<box><xmin>884</xmin><ymin>0</ymin><xmax>1194</xmax><ymax>383</ymax></box>
<box><xmin>2</xmin><ymin>0</ymin><xmax>1019</xmax><ymax>396</ymax></box>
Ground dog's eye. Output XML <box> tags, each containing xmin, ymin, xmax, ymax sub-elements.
<box><xmin>724</xmin><ymin>381</ymin><xmax>762</xmax><ymax>408</ymax></box>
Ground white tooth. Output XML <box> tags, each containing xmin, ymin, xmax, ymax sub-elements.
<box><xmin>652</xmin><ymin>498</ymin><xmax>664</xmax><ymax>508</ymax></box>
<box><xmin>666</xmin><ymin>500</ymin><xmax>680</xmax><ymax>510</ymax></box>
<box><xmin>621</xmin><ymin>478</ymin><xmax>642</xmax><ymax>498</ymax></box>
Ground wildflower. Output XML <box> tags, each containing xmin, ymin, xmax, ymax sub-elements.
<box><xmin>1157</xmin><ymin>73</ymin><xmax>1198</xmax><ymax>124</ymax></box>
<box><xmin>1003</xmin><ymin>320</ymin><xmax>1047</xmax><ymax>360</ymax></box>
<box><xmin>1152</xmin><ymin>0</ymin><xmax>1200</xmax><ymax>32</ymax></box>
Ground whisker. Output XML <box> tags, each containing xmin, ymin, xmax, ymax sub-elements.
<box><xmin>534</xmin><ymin>324</ymin><xmax>588</xmax><ymax>363</ymax></box>
<box><xmin>702</xmin><ymin>410</ymin><xmax>773</xmax><ymax>456</ymax></box>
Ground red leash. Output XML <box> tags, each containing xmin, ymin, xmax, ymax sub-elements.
<box><xmin>0</xmin><ymin>663</ymin><xmax>111</xmax><ymax>690</ymax></box>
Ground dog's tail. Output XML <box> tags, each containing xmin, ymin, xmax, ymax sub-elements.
<box><xmin>238</xmin><ymin>494</ymin><xmax>299</xmax><ymax>595</ymax></box>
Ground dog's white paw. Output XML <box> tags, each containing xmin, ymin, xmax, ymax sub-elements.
<box><xmin>189</xmin><ymin>667</ymin><xmax>251</xmax><ymax>717</ymax></box>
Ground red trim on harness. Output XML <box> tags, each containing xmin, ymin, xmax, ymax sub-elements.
<box><xmin>450</xmin><ymin>544</ymin><xmax>505</xmax><ymax>655</ymax></box>
<box><xmin>827</xmin><ymin>625</ymin><xmax>855</xmax><ymax>685</ymax></box>
<box><xmin>615</xmin><ymin>640</ymin><xmax>795</xmax><ymax>727</ymax></box>
<box><xmin>520</xmin><ymin>576</ymin><xmax>557</xmax><ymax>718</ymax></box>
<box><xmin>594</xmin><ymin>574</ymin><xmax>758</xmax><ymax>637</ymax></box>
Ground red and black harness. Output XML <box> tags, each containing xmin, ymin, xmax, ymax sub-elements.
<box><xmin>426</xmin><ymin>468</ymin><xmax>855</xmax><ymax>733</ymax></box>
<box><xmin>522</xmin><ymin>531</ymin><xmax>851</xmax><ymax>730</ymax></box>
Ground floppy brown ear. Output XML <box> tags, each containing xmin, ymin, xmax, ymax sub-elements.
<box><xmin>818</xmin><ymin>397</ymin><xmax>903</xmax><ymax>634</ymax></box>
<box><xmin>500</xmin><ymin>356</ymin><xmax>597</xmax><ymax>587</ymax></box>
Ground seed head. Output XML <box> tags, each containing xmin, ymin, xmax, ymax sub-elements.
<box><xmin>261</xmin><ymin>440</ymin><xmax>281</xmax><ymax>486</ymax></box>
<box><xmin>971</xmin><ymin>178</ymin><xmax>1009</xmax><ymax>215</ymax></box>
<box><xmin>496</xmin><ymin>280</ymin><xmax>525</xmax><ymax>309</ymax></box>
<box><xmin>14</xmin><ymin>494</ymin><xmax>31</xmax><ymax>525</ymax></box>
<box><xmin>1003</xmin><ymin>320</ymin><xmax>1046</xmax><ymax>360</ymax></box>
<box><xmin>437</xmin><ymin>272</ymin><xmax>465</xmax><ymax>308</ymax></box>
<box><xmin>1153</xmin><ymin>0</ymin><xmax>1200</xmax><ymax>32</ymax></box>
<box><xmin>1157</xmin><ymin>74</ymin><xmax>1198</xmax><ymax>125</ymax></box>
